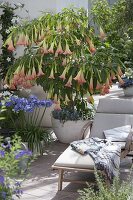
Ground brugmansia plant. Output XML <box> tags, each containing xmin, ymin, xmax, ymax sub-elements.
<box><xmin>4</xmin><ymin>7</ymin><xmax>125</xmax><ymax>108</ymax></box>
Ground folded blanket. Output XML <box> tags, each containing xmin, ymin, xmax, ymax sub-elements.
<box><xmin>70</xmin><ymin>137</ymin><xmax>121</xmax><ymax>180</ymax></box>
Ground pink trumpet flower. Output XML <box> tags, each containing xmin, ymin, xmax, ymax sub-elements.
<box><xmin>111</xmin><ymin>71</ymin><xmax>116</xmax><ymax>80</ymax></box>
<box><xmin>7</xmin><ymin>40</ymin><xmax>15</xmax><ymax>51</ymax></box>
<box><xmin>89</xmin><ymin>41</ymin><xmax>96</xmax><ymax>54</ymax></box>
<box><xmin>13</xmin><ymin>74</ymin><xmax>20</xmax><ymax>82</ymax></box>
<box><xmin>63</xmin><ymin>43</ymin><xmax>72</xmax><ymax>55</ymax></box>
<box><xmin>25</xmin><ymin>71</ymin><xmax>31</xmax><ymax>80</ymax></box>
<box><xmin>59</xmin><ymin>68</ymin><xmax>67</xmax><ymax>80</ymax></box>
<box><xmin>96</xmin><ymin>82</ymin><xmax>102</xmax><ymax>90</ymax></box>
<box><xmin>75</xmin><ymin>38</ymin><xmax>81</xmax><ymax>46</ymax></box>
<box><xmin>19</xmin><ymin>67</ymin><xmax>25</xmax><ymax>78</ymax></box>
<box><xmin>62</xmin><ymin>58</ymin><xmax>67</xmax><ymax>66</ymax></box>
<box><xmin>17</xmin><ymin>77</ymin><xmax>23</xmax><ymax>85</ymax></box>
<box><xmin>38</xmin><ymin>30</ymin><xmax>45</xmax><ymax>42</ymax></box>
<box><xmin>117</xmin><ymin>66</ymin><xmax>123</xmax><ymax>76</ymax></box>
<box><xmin>86</xmin><ymin>37</ymin><xmax>96</xmax><ymax>54</ymax></box>
<box><xmin>73</xmin><ymin>70</ymin><xmax>86</xmax><ymax>85</ymax></box>
<box><xmin>53</xmin><ymin>94</ymin><xmax>58</xmax><ymax>103</ymax></box>
<box><xmin>118</xmin><ymin>75</ymin><xmax>125</xmax><ymax>85</ymax></box>
<box><xmin>89</xmin><ymin>77</ymin><xmax>94</xmax><ymax>93</ymax></box>
<box><xmin>87</xmin><ymin>95</ymin><xmax>94</xmax><ymax>104</ymax></box>
<box><xmin>16</xmin><ymin>33</ymin><xmax>26</xmax><ymax>45</ymax></box>
<box><xmin>100</xmin><ymin>85</ymin><xmax>110</xmax><ymax>95</ymax></box>
<box><xmin>41</xmin><ymin>40</ymin><xmax>48</xmax><ymax>54</ymax></box>
<box><xmin>10</xmin><ymin>84</ymin><xmax>16</xmax><ymax>90</ymax></box>
<box><xmin>54</xmin><ymin>101</ymin><xmax>61</xmax><ymax>110</ymax></box>
<box><xmin>37</xmin><ymin>68</ymin><xmax>44</xmax><ymax>77</ymax></box>
<box><xmin>105</xmin><ymin>78</ymin><xmax>110</xmax><ymax>88</ymax></box>
<box><xmin>21</xmin><ymin>81</ymin><xmax>29</xmax><ymax>89</ymax></box>
<box><xmin>48</xmin><ymin>68</ymin><xmax>55</xmax><ymax>79</ymax></box>
<box><xmin>99</xmin><ymin>27</ymin><xmax>106</xmax><ymax>40</ymax></box>
<box><xmin>55</xmin><ymin>42</ymin><xmax>64</xmax><ymax>54</ymax></box>
<box><xmin>48</xmin><ymin>42</ymin><xmax>54</xmax><ymax>54</ymax></box>
<box><xmin>65</xmin><ymin>75</ymin><xmax>72</xmax><ymax>88</ymax></box>
<box><xmin>31</xmin><ymin>68</ymin><xmax>37</xmax><ymax>79</ymax></box>
<box><xmin>65</xmin><ymin>94</ymin><xmax>70</xmax><ymax>103</ymax></box>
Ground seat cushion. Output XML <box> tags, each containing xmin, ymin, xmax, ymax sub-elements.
<box><xmin>54</xmin><ymin>146</ymin><xmax>94</xmax><ymax>169</ymax></box>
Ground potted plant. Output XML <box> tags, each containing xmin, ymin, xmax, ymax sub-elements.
<box><xmin>0</xmin><ymin>93</ymin><xmax>53</xmax><ymax>154</ymax></box>
<box><xmin>51</xmin><ymin>99</ymin><xmax>95</xmax><ymax>143</ymax></box>
<box><xmin>3</xmin><ymin>7</ymin><xmax>127</xmax><ymax>143</ymax></box>
<box><xmin>119</xmin><ymin>68</ymin><xmax>133</xmax><ymax>96</ymax></box>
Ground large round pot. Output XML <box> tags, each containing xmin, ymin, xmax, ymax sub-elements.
<box><xmin>51</xmin><ymin>117</ymin><xmax>93</xmax><ymax>143</ymax></box>
<box><xmin>123</xmin><ymin>86</ymin><xmax>133</xmax><ymax>96</ymax></box>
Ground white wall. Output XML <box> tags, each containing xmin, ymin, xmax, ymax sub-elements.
<box><xmin>56</xmin><ymin>0</ymin><xmax>88</xmax><ymax>12</ymax></box>
<box><xmin>4</xmin><ymin>0</ymin><xmax>56</xmax><ymax>19</ymax></box>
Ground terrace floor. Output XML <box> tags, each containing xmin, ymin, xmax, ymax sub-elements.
<box><xmin>20</xmin><ymin>85</ymin><xmax>133</xmax><ymax>200</ymax></box>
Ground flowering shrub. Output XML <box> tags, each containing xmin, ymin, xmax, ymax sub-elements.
<box><xmin>0</xmin><ymin>94</ymin><xmax>53</xmax><ymax>154</ymax></box>
<box><xmin>0</xmin><ymin>135</ymin><xmax>32</xmax><ymax>200</ymax></box>
<box><xmin>4</xmin><ymin>7</ymin><xmax>125</xmax><ymax>105</ymax></box>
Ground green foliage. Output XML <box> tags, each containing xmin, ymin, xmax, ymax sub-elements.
<box><xmin>78</xmin><ymin>170</ymin><xmax>133</xmax><ymax>200</ymax></box>
<box><xmin>91</xmin><ymin>0</ymin><xmax>133</xmax><ymax>74</ymax></box>
<box><xmin>0</xmin><ymin>2</ymin><xmax>24</xmax><ymax>79</ymax></box>
<box><xmin>0</xmin><ymin>135</ymin><xmax>32</xmax><ymax>199</ymax></box>
<box><xmin>0</xmin><ymin>91</ymin><xmax>19</xmax><ymax>130</ymax></box>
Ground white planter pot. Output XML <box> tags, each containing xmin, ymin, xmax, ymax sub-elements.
<box><xmin>123</xmin><ymin>86</ymin><xmax>133</xmax><ymax>96</ymax></box>
<box><xmin>51</xmin><ymin>117</ymin><xmax>93</xmax><ymax>143</ymax></box>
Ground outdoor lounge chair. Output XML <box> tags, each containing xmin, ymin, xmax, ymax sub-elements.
<box><xmin>52</xmin><ymin>97</ymin><xmax>133</xmax><ymax>191</ymax></box>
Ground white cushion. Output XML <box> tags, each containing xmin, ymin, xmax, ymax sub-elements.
<box><xmin>104</xmin><ymin>125</ymin><xmax>131</xmax><ymax>142</ymax></box>
<box><xmin>54</xmin><ymin>146</ymin><xmax>94</xmax><ymax>169</ymax></box>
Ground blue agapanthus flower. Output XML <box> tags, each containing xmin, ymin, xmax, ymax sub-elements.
<box><xmin>4</xmin><ymin>95</ymin><xmax>53</xmax><ymax>113</ymax></box>
<box><xmin>0</xmin><ymin>176</ymin><xmax>4</xmax><ymax>185</ymax></box>
<box><xmin>0</xmin><ymin>150</ymin><xmax>5</xmax><ymax>158</ymax></box>
<box><xmin>15</xmin><ymin>150</ymin><xmax>32</xmax><ymax>159</ymax></box>
<box><xmin>1</xmin><ymin>191</ymin><xmax>6</xmax><ymax>199</ymax></box>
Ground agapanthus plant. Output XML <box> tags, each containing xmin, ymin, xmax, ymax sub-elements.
<box><xmin>0</xmin><ymin>135</ymin><xmax>32</xmax><ymax>200</ymax></box>
<box><xmin>0</xmin><ymin>94</ymin><xmax>53</xmax><ymax>154</ymax></box>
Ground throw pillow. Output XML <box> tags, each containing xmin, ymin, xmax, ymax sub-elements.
<box><xmin>103</xmin><ymin>125</ymin><xmax>131</xmax><ymax>142</ymax></box>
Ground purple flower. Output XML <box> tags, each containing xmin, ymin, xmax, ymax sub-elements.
<box><xmin>1</xmin><ymin>191</ymin><xmax>6</xmax><ymax>199</ymax></box>
<box><xmin>0</xmin><ymin>176</ymin><xmax>4</xmax><ymax>185</ymax></box>
<box><xmin>13</xmin><ymin>189</ymin><xmax>23</xmax><ymax>195</ymax></box>
<box><xmin>15</xmin><ymin>181</ymin><xmax>21</xmax><ymax>187</ymax></box>
<box><xmin>24</xmin><ymin>105</ymin><xmax>33</xmax><ymax>112</ymax></box>
<box><xmin>0</xmin><ymin>150</ymin><xmax>5</xmax><ymax>158</ymax></box>
<box><xmin>46</xmin><ymin>100</ymin><xmax>53</xmax><ymax>107</ymax></box>
<box><xmin>1</xmin><ymin>142</ymin><xmax>11</xmax><ymax>149</ymax></box>
<box><xmin>15</xmin><ymin>150</ymin><xmax>32</xmax><ymax>159</ymax></box>
<box><xmin>39</xmin><ymin>100</ymin><xmax>46</xmax><ymax>106</ymax></box>
<box><xmin>0</xmin><ymin>102</ymin><xmax>2</xmax><ymax>107</ymax></box>
<box><xmin>5</xmin><ymin>101</ymin><xmax>13</xmax><ymax>107</ymax></box>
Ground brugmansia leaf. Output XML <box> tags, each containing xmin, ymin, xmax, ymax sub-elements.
<box><xmin>101</xmin><ymin>69</ymin><xmax>108</xmax><ymax>83</ymax></box>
